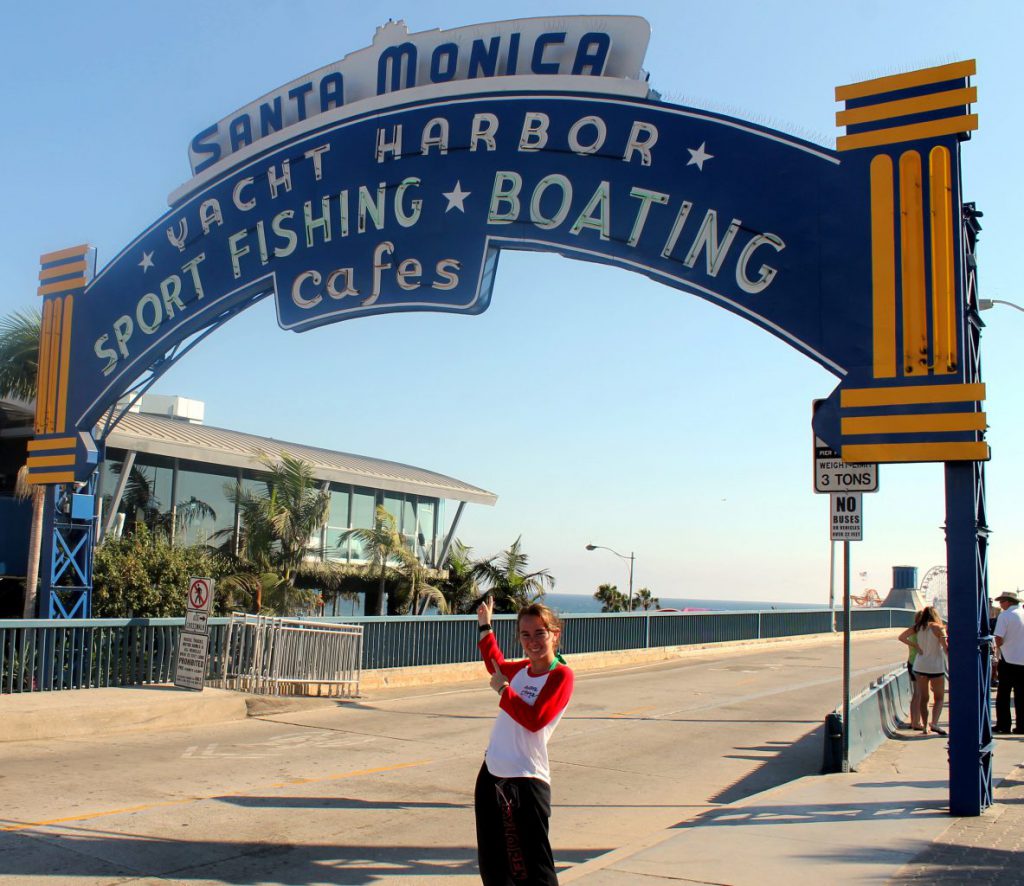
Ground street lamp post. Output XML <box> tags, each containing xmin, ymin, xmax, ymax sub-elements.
<box><xmin>979</xmin><ymin>298</ymin><xmax>1024</xmax><ymax>314</ymax></box>
<box><xmin>585</xmin><ymin>543</ymin><xmax>635</xmax><ymax>610</ymax></box>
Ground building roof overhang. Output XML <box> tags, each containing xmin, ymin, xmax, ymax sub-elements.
<box><xmin>104</xmin><ymin>411</ymin><xmax>497</xmax><ymax>506</ymax></box>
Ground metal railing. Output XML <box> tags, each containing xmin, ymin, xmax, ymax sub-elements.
<box><xmin>219</xmin><ymin>613</ymin><xmax>362</xmax><ymax>697</ymax></box>
<box><xmin>0</xmin><ymin>608</ymin><xmax>914</xmax><ymax>694</ymax></box>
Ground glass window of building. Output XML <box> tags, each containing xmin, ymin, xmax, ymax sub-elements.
<box><xmin>349</xmin><ymin>488</ymin><xmax>377</xmax><ymax>561</ymax></box>
<box><xmin>325</xmin><ymin>486</ymin><xmax>351</xmax><ymax>560</ymax></box>
<box><xmin>417</xmin><ymin>498</ymin><xmax>436</xmax><ymax>562</ymax></box>
<box><xmin>175</xmin><ymin>464</ymin><xmax>237</xmax><ymax>547</ymax></box>
<box><xmin>403</xmin><ymin>497</ymin><xmax>417</xmax><ymax>552</ymax></box>
<box><xmin>101</xmin><ymin>456</ymin><xmax>173</xmax><ymax>535</ymax></box>
<box><xmin>382</xmin><ymin>493</ymin><xmax>403</xmax><ymax>525</ymax></box>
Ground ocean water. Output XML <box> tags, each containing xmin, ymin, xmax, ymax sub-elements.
<box><xmin>543</xmin><ymin>592</ymin><xmax>825</xmax><ymax>614</ymax></box>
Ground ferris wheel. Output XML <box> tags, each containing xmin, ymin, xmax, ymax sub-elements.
<box><xmin>920</xmin><ymin>565</ymin><xmax>948</xmax><ymax>618</ymax></box>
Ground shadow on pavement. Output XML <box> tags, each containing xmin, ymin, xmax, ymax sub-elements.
<box><xmin>826</xmin><ymin>843</ymin><xmax>1024</xmax><ymax>880</ymax></box>
<box><xmin>673</xmin><ymin>798</ymin><xmax>948</xmax><ymax>830</ymax></box>
<box><xmin>0</xmin><ymin>829</ymin><xmax>606</xmax><ymax>884</ymax></box>
<box><xmin>565</xmin><ymin>716</ymin><xmax>820</xmax><ymax>724</ymax></box>
<box><xmin>708</xmin><ymin>725</ymin><xmax>825</xmax><ymax>805</ymax></box>
<box><xmin>216</xmin><ymin>795</ymin><xmax>468</xmax><ymax>810</ymax></box>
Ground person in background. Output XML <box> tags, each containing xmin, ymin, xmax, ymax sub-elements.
<box><xmin>898</xmin><ymin>606</ymin><xmax>949</xmax><ymax>735</ymax></box>
<box><xmin>474</xmin><ymin>596</ymin><xmax>575</xmax><ymax>885</ymax></box>
<box><xmin>993</xmin><ymin>590</ymin><xmax>1024</xmax><ymax>735</ymax></box>
<box><xmin>902</xmin><ymin>616</ymin><xmax>923</xmax><ymax>731</ymax></box>
<box><xmin>989</xmin><ymin>598</ymin><xmax>1002</xmax><ymax>688</ymax></box>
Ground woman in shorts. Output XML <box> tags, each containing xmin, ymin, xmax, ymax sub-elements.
<box><xmin>899</xmin><ymin>606</ymin><xmax>949</xmax><ymax>735</ymax></box>
<box><xmin>903</xmin><ymin>613</ymin><xmax>923</xmax><ymax>730</ymax></box>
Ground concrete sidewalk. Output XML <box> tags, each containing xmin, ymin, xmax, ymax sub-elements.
<box><xmin>563</xmin><ymin>725</ymin><xmax>1024</xmax><ymax>885</ymax></box>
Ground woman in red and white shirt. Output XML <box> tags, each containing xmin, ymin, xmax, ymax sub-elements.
<box><xmin>475</xmin><ymin>596</ymin><xmax>574</xmax><ymax>885</ymax></box>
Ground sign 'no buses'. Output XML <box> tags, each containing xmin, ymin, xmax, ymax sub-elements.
<box><xmin>830</xmin><ymin>493</ymin><xmax>863</xmax><ymax>542</ymax></box>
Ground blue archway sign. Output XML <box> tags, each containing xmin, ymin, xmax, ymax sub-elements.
<box><xmin>25</xmin><ymin>17</ymin><xmax>989</xmax><ymax>814</ymax></box>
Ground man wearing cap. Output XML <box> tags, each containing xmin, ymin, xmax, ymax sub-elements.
<box><xmin>993</xmin><ymin>590</ymin><xmax>1024</xmax><ymax>735</ymax></box>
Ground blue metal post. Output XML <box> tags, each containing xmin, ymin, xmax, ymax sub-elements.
<box><xmin>945</xmin><ymin>460</ymin><xmax>993</xmax><ymax>816</ymax></box>
<box><xmin>36</xmin><ymin>489</ymin><xmax>56</xmax><ymax>618</ymax></box>
<box><xmin>943</xmin><ymin>201</ymin><xmax>992</xmax><ymax>816</ymax></box>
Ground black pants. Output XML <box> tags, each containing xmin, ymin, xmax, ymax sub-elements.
<box><xmin>995</xmin><ymin>659</ymin><xmax>1024</xmax><ymax>731</ymax></box>
<box><xmin>475</xmin><ymin>762</ymin><xmax>558</xmax><ymax>885</ymax></box>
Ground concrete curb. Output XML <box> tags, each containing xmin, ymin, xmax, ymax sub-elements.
<box><xmin>0</xmin><ymin>685</ymin><xmax>249</xmax><ymax>743</ymax></box>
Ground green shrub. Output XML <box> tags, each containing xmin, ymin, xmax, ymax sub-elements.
<box><xmin>93</xmin><ymin>526</ymin><xmax>234</xmax><ymax>617</ymax></box>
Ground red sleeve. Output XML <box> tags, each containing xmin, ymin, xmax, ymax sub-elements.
<box><xmin>499</xmin><ymin>665</ymin><xmax>574</xmax><ymax>732</ymax></box>
<box><xmin>478</xmin><ymin>631</ymin><xmax>523</xmax><ymax>679</ymax></box>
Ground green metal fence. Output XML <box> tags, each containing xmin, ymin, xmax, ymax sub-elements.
<box><xmin>0</xmin><ymin>608</ymin><xmax>914</xmax><ymax>694</ymax></box>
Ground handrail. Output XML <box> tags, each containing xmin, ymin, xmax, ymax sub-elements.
<box><xmin>0</xmin><ymin>608</ymin><xmax>914</xmax><ymax>694</ymax></box>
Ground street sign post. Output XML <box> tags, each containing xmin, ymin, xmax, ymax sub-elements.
<box><xmin>830</xmin><ymin>493</ymin><xmax>864</xmax><ymax>542</ymax></box>
<box><xmin>174</xmin><ymin>576</ymin><xmax>216</xmax><ymax>691</ymax></box>
<box><xmin>815</xmin><ymin>440</ymin><xmax>878</xmax><ymax>493</ymax></box>
<box><xmin>184</xmin><ymin>609</ymin><xmax>209</xmax><ymax>634</ymax></box>
<box><xmin>187</xmin><ymin>577</ymin><xmax>215</xmax><ymax>615</ymax></box>
<box><xmin>173</xmin><ymin>632</ymin><xmax>210</xmax><ymax>691</ymax></box>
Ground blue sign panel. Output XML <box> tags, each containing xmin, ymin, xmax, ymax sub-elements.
<box><xmin>25</xmin><ymin>20</ymin><xmax>986</xmax><ymax>487</ymax></box>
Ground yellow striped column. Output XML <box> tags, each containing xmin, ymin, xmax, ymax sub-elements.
<box><xmin>833</xmin><ymin>61</ymin><xmax>986</xmax><ymax>463</ymax></box>
<box><xmin>27</xmin><ymin>244</ymin><xmax>95</xmax><ymax>485</ymax></box>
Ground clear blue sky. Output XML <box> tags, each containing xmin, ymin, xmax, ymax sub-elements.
<box><xmin>1</xmin><ymin>2</ymin><xmax>1020</xmax><ymax>604</ymax></box>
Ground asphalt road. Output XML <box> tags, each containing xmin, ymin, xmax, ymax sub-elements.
<box><xmin>0</xmin><ymin>633</ymin><xmax>905</xmax><ymax>885</ymax></box>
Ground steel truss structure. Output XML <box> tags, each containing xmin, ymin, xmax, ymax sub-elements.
<box><xmin>946</xmin><ymin>202</ymin><xmax>992</xmax><ymax>815</ymax></box>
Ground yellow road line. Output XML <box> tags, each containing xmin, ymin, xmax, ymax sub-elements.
<box><xmin>270</xmin><ymin>758</ymin><xmax>433</xmax><ymax>787</ymax></box>
<box><xmin>0</xmin><ymin>758</ymin><xmax>434</xmax><ymax>834</ymax></box>
<box><xmin>610</xmin><ymin>706</ymin><xmax>656</xmax><ymax>718</ymax></box>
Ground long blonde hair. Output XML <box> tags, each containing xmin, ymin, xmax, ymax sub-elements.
<box><xmin>914</xmin><ymin>606</ymin><xmax>943</xmax><ymax>632</ymax></box>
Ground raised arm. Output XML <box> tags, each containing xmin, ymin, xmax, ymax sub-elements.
<box><xmin>477</xmin><ymin>596</ymin><xmax>517</xmax><ymax>678</ymax></box>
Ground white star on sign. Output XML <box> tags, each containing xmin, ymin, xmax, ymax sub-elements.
<box><xmin>139</xmin><ymin>251</ymin><xmax>155</xmax><ymax>272</ymax></box>
<box><xmin>442</xmin><ymin>181</ymin><xmax>471</xmax><ymax>213</ymax></box>
<box><xmin>686</xmin><ymin>142</ymin><xmax>714</xmax><ymax>171</ymax></box>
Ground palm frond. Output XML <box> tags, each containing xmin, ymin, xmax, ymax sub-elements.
<box><xmin>0</xmin><ymin>309</ymin><xmax>41</xmax><ymax>401</ymax></box>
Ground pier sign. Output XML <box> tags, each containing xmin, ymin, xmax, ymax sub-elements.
<box><xmin>830</xmin><ymin>493</ymin><xmax>863</xmax><ymax>541</ymax></box>
<box><xmin>814</xmin><ymin>438</ymin><xmax>878</xmax><ymax>494</ymax></box>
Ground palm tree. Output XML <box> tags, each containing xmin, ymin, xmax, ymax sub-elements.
<box><xmin>397</xmin><ymin>558</ymin><xmax>449</xmax><ymax>615</ymax></box>
<box><xmin>0</xmin><ymin>309</ymin><xmax>40</xmax><ymax>401</ymax></box>
<box><xmin>632</xmin><ymin>587</ymin><xmax>660</xmax><ymax>611</ymax></box>
<box><xmin>474</xmin><ymin>536</ymin><xmax>555</xmax><ymax>613</ymax></box>
<box><xmin>1</xmin><ymin>309</ymin><xmax>43</xmax><ymax>618</ymax></box>
<box><xmin>338</xmin><ymin>504</ymin><xmax>415</xmax><ymax>615</ymax></box>
<box><xmin>218</xmin><ymin>453</ymin><xmax>329</xmax><ymax>613</ymax></box>
<box><xmin>594</xmin><ymin>582</ymin><xmax>628</xmax><ymax>613</ymax></box>
<box><xmin>438</xmin><ymin>540</ymin><xmax>480</xmax><ymax>614</ymax></box>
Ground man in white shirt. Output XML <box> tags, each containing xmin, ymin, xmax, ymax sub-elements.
<box><xmin>993</xmin><ymin>590</ymin><xmax>1024</xmax><ymax>734</ymax></box>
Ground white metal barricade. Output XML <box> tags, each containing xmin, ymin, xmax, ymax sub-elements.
<box><xmin>220</xmin><ymin>613</ymin><xmax>362</xmax><ymax>697</ymax></box>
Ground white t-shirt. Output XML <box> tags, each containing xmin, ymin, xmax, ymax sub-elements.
<box><xmin>478</xmin><ymin>632</ymin><xmax>574</xmax><ymax>783</ymax></box>
<box><xmin>485</xmin><ymin>665</ymin><xmax>567</xmax><ymax>783</ymax></box>
<box><xmin>995</xmin><ymin>604</ymin><xmax>1024</xmax><ymax>665</ymax></box>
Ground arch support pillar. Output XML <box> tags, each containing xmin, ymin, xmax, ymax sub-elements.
<box><xmin>945</xmin><ymin>459</ymin><xmax>992</xmax><ymax>815</ymax></box>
